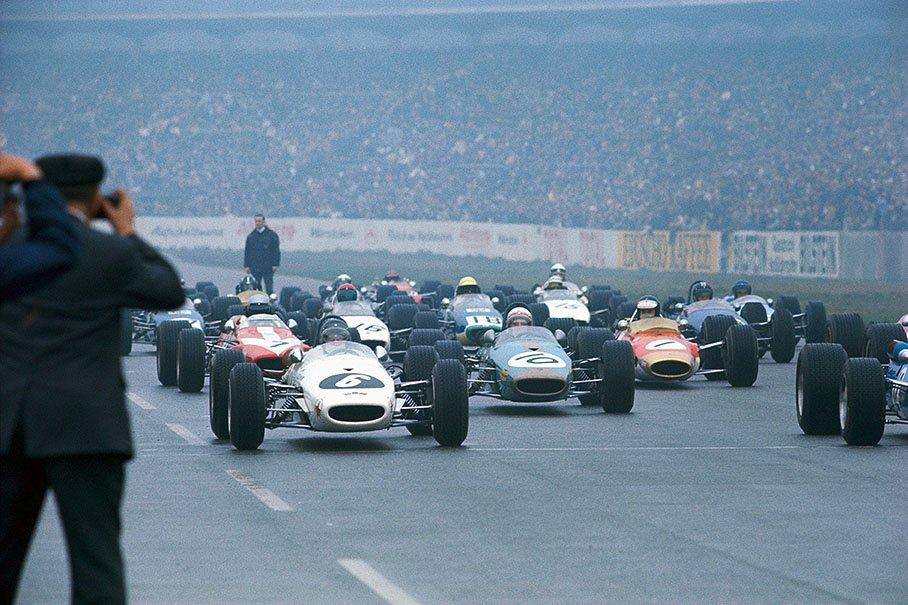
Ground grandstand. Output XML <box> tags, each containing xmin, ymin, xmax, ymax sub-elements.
<box><xmin>1</xmin><ymin>0</ymin><xmax>904</xmax><ymax>230</ymax></box>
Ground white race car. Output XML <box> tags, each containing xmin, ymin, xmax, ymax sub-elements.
<box><xmin>218</xmin><ymin>339</ymin><xmax>469</xmax><ymax>450</ymax></box>
<box><xmin>537</xmin><ymin>289</ymin><xmax>591</xmax><ymax>324</ymax></box>
<box><xmin>328</xmin><ymin>300</ymin><xmax>391</xmax><ymax>351</ymax></box>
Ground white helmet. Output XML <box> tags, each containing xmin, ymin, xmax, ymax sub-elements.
<box><xmin>550</xmin><ymin>263</ymin><xmax>566</xmax><ymax>277</ymax></box>
<box><xmin>505</xmin><ymin>306</ymin><xmax>533</xmax><ymax>328</ymax></box>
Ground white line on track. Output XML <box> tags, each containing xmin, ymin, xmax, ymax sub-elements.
<box><xmin>225</xmin><ymin>470</ymin><xmax>294</xmax><ymax>512</ymax></box>
<box><xmin>126</xmin><ymin>392</ymin><xmax>156</xmax><ymax>410</ymax></box>
<box><xmin>470</xmin><ymin>445</ymin><xmax>814</xmax><ymax>452</ymax></box>
<box><xmin>165</xmin><ymin>423</ymin><xmax>206</xmax><ymax>446</ymax></box>
<box><xmin>338</xmin><ymin>559</ymin><xmax>421</xmax><ymax>605</ymax></box>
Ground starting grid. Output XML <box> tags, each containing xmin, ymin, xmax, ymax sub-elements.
<box><xmin>138</xmin><ymin>216</ymin><xmax>850</xmax><ymax>278</ymax></box>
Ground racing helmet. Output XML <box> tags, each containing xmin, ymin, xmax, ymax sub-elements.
<box><xmin>692</xmin><ymin>281</ymin><xmax>713</xmax><ymax>301</ymax></box>
<box><xmin>636</xmin><ymin>296</ymin><xmax>660</xmax><ymax>320</ymax></box>
<box><xmin>455</xmin><ymin>276</ymin><xmax>481</xmax><ymax>296</ymax></box>
<box><xmin>236</xmin><ymin>275</ymin><xmax>258</xmax><ymax>294</ymax></box>
<box><xmin>505</xmin><ymin>306</ymin><xmax>533</xmax><ymax>328</ymax></box>
<box><xmin>335</xmin><ymin>282</ymin><xmax>358</xmax><ymax>303</ymax></box>
<box><xmin>318</xmin><ymin>316</ymin><xmax>351</xmax><ymax>344</ymax></box>
<box><xmin>384</xmin><ymin>270</ymin><xmax>401</xmax><ymax>282</ymax></box>
<box><xmin>333</xmin><ymin>273</ymin><xmax>352</xmax><ymax>288</ymax></box>
<box><xmin>544</xmin><ymin>275</ymin><xmax>566</xmax><ymax>290</ymax></box>
<box><xmin>550</xmin><ymin>263</ymin><xmax>566</xmax><ymax>278</ymax></box>
<box><xmin>732</xmin><ymin>280</ymin><xmax>752</xmax><ymax>298</ymax></box>
<box><xmin>245</xmin><ymin>293</ymin><xmax>273</xmax><ymax>316</ymax></box>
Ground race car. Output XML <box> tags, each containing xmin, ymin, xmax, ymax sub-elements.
<box><xmin>535</xmin><ymin>287</ymin><xmax>591</xmax><ymax>325</ymax></box>
<box><xmin>438</xmin><ymin>292</ymin><xmax>503</xmax><ymax>346</ymax></box>
<box><xmin>214</xmin><ymin>318</ymin><xmax>469</xmax><ymax>450</ymax></box>
<box><xmin>796</xmin><ymin>334</ymin><xmax>908</xmax><ymax>446</ymax></box>
<box><xmin>361</xmin><ymin>271</ymin><xmax>424</xmax><ymax>305</ymax></box>
<box><xmin>614</xmin><ymin>315</ymin><xmax>758</xmax><ymax>386</ymax></box>
<box><xmin>450</xmin><ymin>321</ymin><xmax>635</xmax><ymax>413</ymax></box>
<box><xmin>327</xmin><ymin>299</ymin><xmax>391</xmax><ymax>352</ymax></box>
<box><xmin>122</xmin><ymin>295</ymin><xmax>214</xmax><ymax>356</ymax></box>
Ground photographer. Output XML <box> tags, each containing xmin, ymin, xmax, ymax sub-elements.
<box><xmin>0</xmin><ymin>154</ymin><xmax>184</xmax><ymax>604</ymax></box>
<box><xmin>0</xmin><ymin>153</ymin><xmax>79</xmax><ymax>301</ymax></box>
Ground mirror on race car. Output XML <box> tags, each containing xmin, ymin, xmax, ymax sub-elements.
<box><xmin>678</xmin><ymin>319</ymin><xmax>690</xmax><ymax>328</ymax></box>
<box><xmin>767</xmin><ymin>298</ymin><xmax>774</xmax><ymax>306</ymax></box>
<box><xmin>193</xmin><ymin>298</ymin><xmax>202</xmax><ymax>305</ymax></box>
<box><xmin>581</xmin><ymin>286</ymin><xmax>589</xmax><ymax>293</ymax></box>
<box><xmin>375</xmin><ymin>345</ymin><xmax>389</xmax><ymax>360</ymax></box>
<box><xmin>554</xmin><ymin>329</ymin><xmax>567</xmax><ymax>344</ymax></box>
<box><xmin>360</xmin><ymin>286</ymin><xmax>368</xmax><ymax>293</ymax></box>
<box><xmin>223</xmin><ymin>319</ymin><xmax>235</xmax><ymax>331</ymax></box>
<box><xmin>441</xmin><ymin>297</ymin><xmax>450</xmax><ymax>307</ymax></box>
<box><xmin>285</xmin><ymin>348</ymin><xmax>303</xmax><ymax>366</ymax></box>
<box><xmin>491</xmin><ymin>297</ymin><xmax>499</xmax><ymax>304</ymax></box>
<box><xmin>617</xmin><ymin>319</ymin><xmax>629</xmax><ymax>330</ymax></box>
<box><xmin>409</xmin><ymin>280</ymin><xmax>416</xmax><ymax>287</ymax></box>
<box><xmin>482</xmin><ymin>329</ymin><xmax>496</xmax><ymax>344</ymax></box>
<box><xmin>674</xmin><ymin>302</ymin><xmax>684</xmax><ymax>310</ymax></box>
<box><xmin>287</xmin><ymin>319</ymin><xmax>297</xmax><ymax>328</ymax></box>
<box><xmin>270</xmin><ymin>293</ymin><xmax>277</xmax><ymax>300</ymax></box>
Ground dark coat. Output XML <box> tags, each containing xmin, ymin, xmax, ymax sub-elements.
<box><xmin>244</xmin><ymin>227</ymin><xmax>280</xmax><ymax>273</ymax></box>
<box><xmin>0</xmin><ymin>219</ymin><xmax>184</xmax><ymax>458</ymax></box>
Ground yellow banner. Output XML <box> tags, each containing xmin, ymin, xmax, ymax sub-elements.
<box><xmin>617</xmin><ymin>231</ymin><xmax>720</xmax><ymax>273</ymax></box>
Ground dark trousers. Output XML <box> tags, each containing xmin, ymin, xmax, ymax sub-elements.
<box><xmin>252</xmin><ymin>271</ymin><xmax>274</xmax><ymax>295</ymax></box>
<box><xmin>0</xmin><ymin>439</ymin><xmax>127</xmax><ymax>605</ymax></box>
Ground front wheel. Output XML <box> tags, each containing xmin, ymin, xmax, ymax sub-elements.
<box><xmin>156</xmin><ymin>320</ymin><xmax>184</xmax><ymax>386</ymax></box>
<box><xmin>722</xmin><ymin>324</ymin><xmax>759</xmax><ymax>387</ymax></box>
<box><xmin>209</xmin><ymin>349</ymin><xmax>245</xmax><ymax>440</ymax></box>
<box><xmin>176</xmin><ymin>328</ymin><xmax>206</xmax><ymax>393</ymax></box>
<box><xmin>598</xmin><ymin>340</ymin><xmax>635</xmax><ymax>413</ymax></box>
<box><xmin>840</xmin><ymin>357</ymin><xmax>886</xmax><ymax>446</ymax></box>
<box><xmin>228</xmin><ymin>363</ymin><xmax>266</xmax><ymax>451</ymax></box>
<box><xmin>431</xmin><ymin>359</ymin><xmax>469</xmax><ymax>446</ymax></box>
<box><xmin>796</xmin><ymin>343</ymin><xmax>846</xmax><ymax>435</ymax></box>
<box><xmin>769</xmin><ymin>308</ymin><xmax>796</xmax><ymax>364</ymax></box>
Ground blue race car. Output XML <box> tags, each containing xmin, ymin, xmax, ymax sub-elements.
<box><xmin>440</xmin><ymin>293</ymin><xmax>503</xmax><ymax>346</ymax></box>
<box><xmin>796</xmin><ymin>329</ymin><xmax>908</xmax><ymax>446</ymax></box>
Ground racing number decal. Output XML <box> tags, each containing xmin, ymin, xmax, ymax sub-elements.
<box><xmin>350</xmin><ymin>323</ymin><xmax>385</xmax><ymax>334</ymax></box>
<box><xmin>507</xmin><ymin>351</ymin><xmax>566</xmax><ymax>368</ymax></box>
<box><xmin>318</xmin><ymin>373</ymin><xmax>385</xmax><ymax>389</ymax></box>
<box><xmin>467</xmin><ymin>315</ymin><xmax>501</xmax><ymax>325</ymax></box>
<box><xmin>644</xmin><ymin>339</ymin><xmax>687</xmax><ymax>351</ymax></box>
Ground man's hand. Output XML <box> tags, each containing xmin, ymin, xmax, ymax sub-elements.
<box><xmin>272</xmin><ymin>266</ymin><xmax>278</xmax><ymax>273</ymax></box>
<box><xmin>99</xmin><ymin>189</ymin><xmax>135</xmax><ymax>236</ymax></box>
<box><xmin>0</xmin><ymin>154</ymin><xmax>42</xmax><ymax>182</ymax></box>
<box><xmin>0</xmin><ymin>200</ymin><xmax>20</xmax><ymax>243</ymax></box>
<box><xmin>244</xmin><ymin>267</ymin><xmax>251</xmax><ymax>273</ymax></box>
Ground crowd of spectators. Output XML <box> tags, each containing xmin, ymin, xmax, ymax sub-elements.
<box><xmin>1</xmin><ymin>42</ymin><xmax>904</xmax><ymax>231</ymax></box>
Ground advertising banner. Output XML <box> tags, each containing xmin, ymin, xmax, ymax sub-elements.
<box><xmin>729</xmin><ymin>231</ymin><xmax>839</xmax><ymax>277</ymax></box>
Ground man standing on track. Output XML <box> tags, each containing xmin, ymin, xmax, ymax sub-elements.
<box><xmin>0</xmin><ymin>154</ymin><xmax>184</xmax><ymax>604</ymax></box>
<box><xmin>243</xmin><ymin>213</ymin><xmax>280</xmax><ymax>295</ymax></box>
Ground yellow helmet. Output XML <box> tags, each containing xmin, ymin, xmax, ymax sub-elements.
<box><xmin>455</xmin><ymin>276</ymin><xmax>481</xmax><ymax>295</ymax></box>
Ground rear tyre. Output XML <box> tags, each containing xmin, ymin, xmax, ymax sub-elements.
<box><xmin>804</xmin><ymin>301</ymin><xmax>827</xmax><ymax>343</ymax></box>
<box><xmin>228</xmin><ymin>363</ymin><xmax>266</xmax><ymax>451</ymax></box>
<box><xmin>776</xmin><ymin>295</ymin><xmax>801</xmax><ymax>316</ymax></box>
<box><xmin>487</xmin><ymin>290</ymin><xmax>506</xmax><ymax>314</ymax></box>
<box><xmin>435</xmin><ymin>340</ymin><xmax>465</xmax><ymax>364</ymax></box>
<box><xmin>212</xmin><ymin>296</ymin><xmax>241</xmax><ymax>322</ymax></box>
<box><xmin>739</xmin><ymin>301</ymin><xmax>767</xmax><ymax>324</ymax></box>
<box><xmin>577</xmin><ymin>328</ymin><xmax>615</xmax><ymax>406</ymax></box>
<box><xmin>840</xmin><ymin>357</ymin><xmax>886</xmax><ymax>446</ymax></box>
<box><xmin>176</xmin><ymin>327</ymin><xmax>206</xmax><ymax>393</ymax></box>
<box><xmin>302</xmin><ymin>297</ymin><xmax>323</xmax><ymax>319</ymax></box>
<box><xmin>156</xmin><ymin>320</ymin><xmax>184</xmax><ymax>386</ymax></box>
<box><xmin>413</xmin><ymin>311</ymin><xmax>440</xmax><ymax>330</ymax></box>
<box><xmin>827</xmin><ymin>312</ymin><xmax>865</xmax><ymax>357</ymax></box>
<box><xmin>387</xmin><ymin>303</ymin><xmax>420</xmax><ymax>332</ymax></box>
<box><xmin>226</xmin><ymin>304</ymin><xmax>245</xmax><ymax>319</ymax></box>
<box><xmin>286</xmin><ymin>311</ymin><xmax>307</xmax><ymax>339</ymax></box>
<box><xmin>210</xmin><ymin>349</ymin><xmax>245</xmax><ymax>440</ymax></box>
<box><xmin>408</xmin><ymin>328</ymin><xmax>447</xmax><ymax>347</ymax></box>
<box><xmin>289</xmin><ymin>291</ymin><xmax>311</xmax><ymax>312</ymax></box>
<box><xmin>431</xmin><ymin>359</ymin><xmax>469</xmax><ymax>446</ymax></box>
<box><xmin>527</xmin><ymin>303</ymin><xmax>550</xmax><ymax>327</ymax></box>
<box><xmin>598</xmin><ymin>340</ymin><xmax>635</xmax><ymax>413</ymax></box>
<box><xmin>699</xmin><ymin>315</ymin><xmax>737</xmax><ymax>380</ymax></box>
<box><xmin>616</xmin><ymin>301</ymin><xmax>637</xmax><ymax>322</ymax></box>
<box><xmin>769</xmin><ymin>308</ymin><xmax>797</xmax><ymax>363</ymax></box>
<box><xmin>722</xmin><ymin>324</ymin><xmax>759</xmax><ymax>387</ymax></box>
<box><xmin>863</xmin><ymin>322</ymin><xmax>903</xmax><ymax>364</ymax></box>
<box><xmin>796</xmin><ymin>343</ymin><xmax>847</xmax><ymax>435</ymax></box>
<box><xmin>203</xmin><ymin>285</ymin><xmax>220</xmax><ymax>302</ymax></box>
<box><xmin>544</xmin><ymin>317</ymin><xmax>576</xmax><ymax>338</ymax></box>
<box><xmin>279</xmin><ymin>286</ymin><xmax>301</xmax><ymax>309</ymax></box>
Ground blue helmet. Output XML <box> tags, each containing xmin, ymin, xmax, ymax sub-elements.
<box><xmin>732</xmin><ymin>280</ymin><xmax>752</xmax><ymax>297</ymax></box>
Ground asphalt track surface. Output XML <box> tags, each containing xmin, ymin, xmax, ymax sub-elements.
<box><xmin>18</xmin><ymin>262</ymin><xmax>907</xmax><ymax>604</ymax></box>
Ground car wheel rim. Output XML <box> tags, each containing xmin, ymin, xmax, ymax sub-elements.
<box><xmin>839</xmin><ymin>380</ymin><xmax>848</xmax><ymax>430</ymax></box>
<box><xmin>796</xmin><ymin>370</ymin><xmax>804</xmax><ymax>416</ymax></box>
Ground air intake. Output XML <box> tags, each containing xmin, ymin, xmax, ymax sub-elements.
<box><xmin>514</xmin><ymin>378</ymin><xmax>566</xmax><ymax>396</ymax></box>
<box><xmin>328</xmin><ymin>405</ymin><xmax>385</xmax><ymax>423</ymax></box>
<box><xmin>650</xmin><ymin>360</ymin><xmax>691</xmax><ymax>378</ymax></box>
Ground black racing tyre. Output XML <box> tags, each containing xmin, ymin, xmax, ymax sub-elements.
<box><xmin>776</xmin><ymin>295</ymin><xmax>801</xmax><ymax>316</ymax></box>
<box><xmin>156</xmin><ymin>320</ymin><xmax>184</xmax><ymax>386</ymax></box>
<box><xmin>506</xmin><ymin>293</ymin><xmax>536</xmax><ymax>308</ymax></box>
<box><xmin>120</xmin><ymin>311</ymin><xmax>133</xmax><ymax>356</ymax></box>
<box><xmin>827</xmin><ymin>312</ymin><xmax>865</xmax><ymax>357</ymax></box>
<box><xmin>305</xmin><ymin>318</ymin><xmax>320</xmax><ymax>345</ymax></box>
<box><xmin>598</xmin><ymin>340</ymin><xmax>635</xmax><ymax>413</ymax></box>
<box><xmin>289</xmin><ymin>291</ymin><xmax>311</xmax><ymax>312</ymax></box>
<box><xmin>840</xmin><ymin>357</ymin><xmax>886</xmax><ymax>446</ymax></box>
<box><xmin>495</xmin><ymin>285</ymin><xmax>516</xmax><ymax>296</ymax></box>
<box><xmin>195</xmin><ymin>281</ymin><xmax>215</xmax><ymax>293</ymax></box>
<box><xmin>387</xmin><ymin>303</ymin><xmax>420</xmax><ymax>332</ymax></box>
<box><xmin>286</xmin><ymin>311</ymin><xmax>308</xmax><ymax>339</ymax></box>
<box><xmin>609</xmin><ymin>295</ymin><xmax>627</xmax><ymax>315</ymax></box>
<box><xmin>527</xmin><ymin>303</ymin><xmax>550</xmax><ymax>327</ymax></box>
<box><xmin>587</xmin><ymin>290</ymin><xmax>612</xmax><ymax>313</ymax></box>
<box><xmin>226</xmin><ymin>304</ymin><xmax>245</xmax><ymax>319</ymax></box>
<box><xmin>279</xmin><ymin>286</ymin><xmax>301</xmax><ymax>309</ymax></box>
<box><xmin>486</xmin><ymin>290</ymin><xmax>506</xmax><ymax>313</ymax></box>
<box><xmin>769</xmin><ymin>308</ymin><xmax>797</xmax><ymax>363</ymax></box>
<box><xmin>722</xmin><ymin>324</ymin><xmax>759</xmax><ymax>387</ymax></box>
<box><xmin>404</xmin><ymin>345</ymin><xmax>437</xmax><ymax>382</ymax></box>
<box><xmin>796</xmin><ymin>343</ymin><xmax>847</xmax><ymax>435</ymax></box>
<box><xmin>177</xmin><ymin>327</ymin><xmax>206</xmax><ymax>393</ymax></box>
<box><xmin>700</xmin><ymin>315</ymin><xmax>737</xmax><ymax>380</ymax></box>
<box><xmin>209</xmin><ymin>349</ymin><xmax>245</xmax><ymax>439</ymax></box>
<box><xmin>567</xmin><ymin>326</ymin><xmax>588</xmax><ymax>356</ymax></box>
<box><xmin>212</xmin><ymin>295</ymin><xmax>241</xmax><ymax>322</ymax></box>
<box><xmin>413</xmin><ymin>311</ymin><xmax>440</xmax><ymax>330</ymax></box>
<box><xmin>302</xmin><ymin>297</ymin><xmax>323</xmax><ymax>319</ymax></box>
<box><xmin>383</xmin><ymin>294</ymin><xmax>413</xmax><ymax>317</ymax></box>
<box><xmin>864</xmin><ymin>322</ymin><xmax>904</xmax><ymax>364</ymax></box>
<box><xmin>610</xmin><ymin>289</ymin><xmax>622</xmax><ymax>297</ymax></box>
<box><xmin>544</xmin><ymin>317</ymin><xmax>576</xmax><ymax>338</ymax></box>
<box><xmin>577</xmin><ymin>327</ymin><xmax>615</xmax><ymax>360</ymax></box>
<box><xmin>739</xmin><ymin>301</ymin><xmax>767</xmax><ymax>324</ymax></box>
<box><xmin>435</xmin><ymin>340</ymin><xmax>465</xmax><ymax>364</ymax></box>
<box><xmin>804</xmin><ymin>301</ymin><xmax>827</xmax><ymax>344</ymax></box>
<box><xmin>409</xmin><ymin>328</ymin><xmax>447</xmax><ymax>348</ymax></box>
<box><xmin>228</xmin><ymin>363</ymin><xmax>266</xmax><ymax>451</ymax></box>
<box><xmin>616</xmin><ymin>301</ymin><xmax>637</xmax><ymax>322</ymax></box>
<box><xmin>376</xmin><ymin>284</ymin><xmax>397</xmax><ymax>303</ymax></box>
<box><xmin>589</xmin><ymin>284</ymin><xmax>611</xmax><ymax>292</ymax></box>
<box><xmin>436</xmin><ymin>284</ymin><xmax>456</xmax><ymax>300</ymax></box>
<box><xmin>431</xmin><ymin>359</ymin><xmax>469</xmax><ymax>447</ymax></box>
<box><xmin>202</xmin><ymin>285</ymin><xmax>220</xmax><ymax>303</ymax></box>
<box><xmin>421</xmin><ymin>280</ymin><xmax>441</xmax><ymax>295</ymax></box>
<box><xmin>194</xmin><ymin>299</ymin><xmax>212</xmax><ymax>318</ymax></box>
